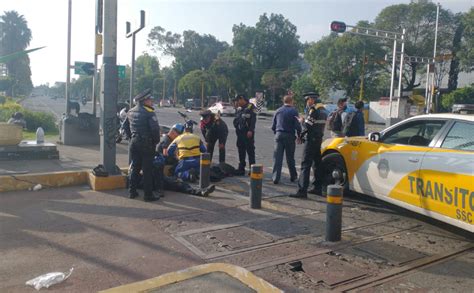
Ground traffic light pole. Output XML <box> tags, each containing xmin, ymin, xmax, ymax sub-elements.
<box><xmin>100</xmin><ymin>0</ymin><xmax>119</xmax><ymax>175</ymax></box>
<box><xmin>330</xmin><ymin>21</ymin><xmax>405</xmax><ymax>126</ymax></box>
<box><xmin>126</xmin><ymin>10</ymin><xmax>145</xmax><ymax>107</ymax></box>
<box><xmin>65</xmin><ymin>0</ymin><xmax>72</xmax><ymax>115</ymax></box>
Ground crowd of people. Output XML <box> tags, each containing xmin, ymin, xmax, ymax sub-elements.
<box><xmin>121</xmin><ymin>88</ymin><xmax>365</xmax><ymax>202</ymax></box>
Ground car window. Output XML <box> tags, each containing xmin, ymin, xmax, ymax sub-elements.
<box><xmin>441</xmin><ymin>121</ymin><xmax>474</xmax><ymax>151</ymax></box>
<box><xmin>382</xmin><ymin>120</ymin><xmax>446</xmax><ymax>146</ymax></box>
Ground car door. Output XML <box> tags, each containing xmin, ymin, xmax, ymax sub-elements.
<box><xmin>418</xmin><ymin>120</ymin><xmax>474</xmax><ymax>231</ymax></box>
<box><xmin>361</xmin><ymin>119</ymin><xmax>447</xmax><ymax>209</ymax></box>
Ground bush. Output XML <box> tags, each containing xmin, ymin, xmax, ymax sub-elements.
<box><xmin>0</xmin><ymin>101</ymin><xmax>58</xmax><ymax>132</ymax></box>
<box><xmin>441</xmin><ymin>86</ymin><xmax>474</xmax><ymax>110</ymax></box>
<box><xmin>23</xmin><ymin>111</ymin><xmax>57</xmax><ymax>132</ymax></box>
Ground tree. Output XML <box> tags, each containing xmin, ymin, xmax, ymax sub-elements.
<box><xmin>261</xmin><ymin>69</ymin><xmax>295</xmax><ymax>108</ymax></box>
<box><xmin>305</xmin><ymin>30</ymin><xmax>387</xmax><ymax>100</ymax></box>
<box><xmin>233</xmin><ymin>13</ymin><xmax>300</xmax><ymax>71</ymax></box>
<box><xmin>458</xmin><ymin>8</ymin><xmax>474</xmax><ymax>72</ymax></box>
<box><xmin>374</xmin><ymin>1</ymin><xmax>455</xmax><ymax>91</ymax></box>
<box><xmin>441</xmin><ymin>85</ymin><xmax>474</xmax><ymax>110</ymax></box>
<box><xmin>290</xmin><ymin>74</ymin><xmax>317</xmax><ymax>111</ymax></box>
<box><xmin>0</xmin><ymin>11</ymin><xmax>33</xmax><ymax>96</ymax></box>
<box><xmin>134</xmin><ymin>53</ymin><xmax>160</xmax><ymax>97</ymax></box>
<box><xmin>178</xmin><ymin>70</ymin><xmax>214</xmax><ymax>102</ymax></box>
<box><xmin>447</xmin><ymin>13</ymin><xmax>465</xmax><ymax>91</ymax></box>
<box><xmin>209</xmin><ymin>54</ymin><xmax>253</xmax><ymax>100</ymax></box>
<box><xmin>148</xmin><ymin>28</ymin><xmax>228</xmax><ymax>79</ymax></box>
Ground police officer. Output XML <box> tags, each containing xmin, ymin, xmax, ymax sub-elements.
<box><xmin>122</xmin><ymin>89</ymin><xmax>161</xmax><ymax>201</ymax></box>
<box><xmin>290</xmin><ymin>92</ymin><xmax>327</xmax><ymax>198</ymax></box>
<box><xmin>233</xmin><ymin>94</ymin><xmax>256</xmax><ymax>175</ymax></box>
<box><xmin>199</xmin><ymin>110</ymin><xmax>228</xmax><ymax>163</ymax></box>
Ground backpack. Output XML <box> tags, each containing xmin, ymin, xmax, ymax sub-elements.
<box><xmin>327</xmin><ymin>110</ymin><xmax>343</xmax><ymax>131</ymax></box>
<box><xmin>342</xmin><ymin>112</ymin><xmax>359</xmax><ymax>136</ymax></box>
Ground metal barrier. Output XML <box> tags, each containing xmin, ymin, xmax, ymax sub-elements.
<box><xmin>200</xmin><ymin>153</ymin><xmax>211</xmax><ymax>189</ymax></box>
<box><xmin>325</xmin><ymin>185</ymin><xmax>343</xmax><ymax>242</ymax></box>
<box><xmin>250</xmin><ymin>164</ymin><xmax>263</xmax><ymax>209</ymax></box>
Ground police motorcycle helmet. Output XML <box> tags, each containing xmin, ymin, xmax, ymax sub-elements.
<box><xmin>303</xmin><ymin>91</ymin><xmax>321</xmax><ymax>102</ymax></box>
<box><xmin>133</xmin><ymin>88</ymin><xmax>153</xmax><ymax>104</ymax></box>
<box><xmin>171</xmin><ymin>123</ymin><xmax>185</xmax><ymax>134</ymax></box>
<box><xmin>199</xmin><ymin>109</ymin><xmax>213</xmax><ymax>121</ymax></box>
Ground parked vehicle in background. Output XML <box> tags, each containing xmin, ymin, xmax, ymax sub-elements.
<box><xmin>208</xmin><ymin>102</ymin><xmax>235</xmax><ymax>116</ymax></box>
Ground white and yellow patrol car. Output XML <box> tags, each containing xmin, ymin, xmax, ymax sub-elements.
<box><xmin>320</xmin><ymin>114</ymin><xmax>474</xmax><ymax>233</ymax></box>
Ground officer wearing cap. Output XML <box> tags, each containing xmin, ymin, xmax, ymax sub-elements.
<box><xmin>232</xmin><ymin>94</ymin><xmax>257</xmax><ymax>175</ymax></box>
<box><xmin>290</xmin><ymin>91</ymin><xmax>327</xmax><ymax>198</ymax></box>
<box><xmin>122</xmin><ymin>89</ymin><xmax>161</xmax><ymax>202</ymax></box>
<box><xmin>200</xmin><ymin>109</ymin><xmax>229</xmax><ymax>163</ymax></box>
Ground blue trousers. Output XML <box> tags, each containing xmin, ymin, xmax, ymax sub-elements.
<box><xmin>272</xmin><ymin>132</ymin><xmax>297</xmax><ymax>183</ymax></box>
<box><xmin>174</xmin><ymin>156</ymin><xmax>200</xmax><ymax>181</ymax></box>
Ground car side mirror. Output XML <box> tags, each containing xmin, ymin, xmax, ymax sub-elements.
<box><xmin>368</xmin><ymin>132</ymin><xmax>381</xmax><ymax>142</ymax></box>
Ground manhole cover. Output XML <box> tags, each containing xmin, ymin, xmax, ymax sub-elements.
<box><xmin>353</xmin><ymin>240</ymin><xmax>427</xmax><ymax>265</ymax></box>
<box><xmin>299</xmin><ymin>255</ymin><xmax>367</xmax><ymax>287</ymax></box>
<box><xmin>210</xmin><ymin>226</ymin><xmax>273</xmax><ymax>250</ymax></box>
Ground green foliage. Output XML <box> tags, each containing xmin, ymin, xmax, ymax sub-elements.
<box><xmin>232</xmin><ymin>13</ymin><xmax>300</xmax><ymax>71</ymax></box>
<box><xmin>70</xmin><ymin>76</ymin><xmax>92</xmax><ymax>99</ymax></box>
<box><xmin>0</xmin><ymin>101</ymin><xmax>57</xmax><ymax>132</ymax></box>
<box><xmin>290</xmin><ymin>74</ymin><xmax>316</xmax><ymax>111</ymax></box>
<box><xmin>0</xmin><ymin>95</ymin><xmax>6</xmax><ymax>104</ymax></box>
<box><xmin>305</xmin><ymin>32</ymin><xmax>387</xmax><ymax>100</ymax></box>
<box><xmin>459</xmin><ymin>8</ymin><xmax>474</xmax><ymax>72</ymax></box>
<box><xmin>178</xmin><ymin>70</ymin><xmax>214</xmax><ymax>98</ymax></box>
<box><xmin>23</xmin><ymin>111</ymin><xmax>57</xmax><ymax>132</ymax></box>
<box><xmin>441</xmin><ymin>85</ymin><xmax>474</xmax><ymax>109</ymax></box>
<box><xmin>148</xmin><ymin>28</ymin><xmax>228</xmax><ymax>79</ymax></box>
<box><xmin>375</xmin><ymin>2</ymin><xmax>455</xmax><ymax>90</ymax></box>
<box><xmin>0</xmin><ymin>10</ymin><xmax>33</xmax><ymax>96</ymax></box>
<box><xmin>210</xmin><ymin>54</ymin><xmax>253</xmax><ymax>99</ymax></box>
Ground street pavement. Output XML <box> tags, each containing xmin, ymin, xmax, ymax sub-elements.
<box><xmin>3</xmin><ymin>96</ymin><xmax>471</xmax><ymax>292</ymax></box>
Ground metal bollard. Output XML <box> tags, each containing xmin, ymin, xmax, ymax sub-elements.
<box><xmin>199</xmin><ymin>153</ymin><xmax>211</xmax><ymax>189</ymax></box>
<box><xmin>250</xmin><ymin>164</ymin><xmax>263</xmax><ymax>209</ymax></box>
<box><xmin>325</xmin><ymin>185</ymin><xmax>343</xmax><ymax>242</ymax></box>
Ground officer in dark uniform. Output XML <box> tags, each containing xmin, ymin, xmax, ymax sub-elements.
<box><xmin>290</xmin><ymin>92</ymin><xmax>328</xmax><ymax>198</ymax></box>
<box><xmin>122</xmin><ymin>89</ymin><xmax>161</xmax><ymax>201</ymax></box>
<box><xmin>233</xmin><ymin>94</ymin><xmax>257</xmax><ymax>175</ymax></box>
<box><xmin>199</xmin><ymin>110</ymin><xmax>229</xmax><ymax>163</ymax></box>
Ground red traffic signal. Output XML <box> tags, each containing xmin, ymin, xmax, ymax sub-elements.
<box><xmin>330</xmin><ymin>21</ymin><xmax>346</xmax><ymax>33</ymax></box>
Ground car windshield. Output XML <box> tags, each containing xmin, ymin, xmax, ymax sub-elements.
<box><xmin>381</xmin><ymin>119</ymin><xmax>446</xmax><ymax>146</ymax></box>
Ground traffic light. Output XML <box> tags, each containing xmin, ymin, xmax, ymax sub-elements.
<box><xmin>330</xmin><ymin>21</ymin><xmax>346</xmax><ymax>33</ymax></box>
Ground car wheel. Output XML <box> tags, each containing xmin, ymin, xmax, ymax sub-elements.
<box><xmin>321</xmin><ymin>153</ymin><xmax>349</xmax><ymax>196</ymax></box>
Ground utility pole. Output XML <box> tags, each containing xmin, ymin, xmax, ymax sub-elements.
<box><xmin>173</xmin><ymin>79</ymin><xmax>177</xmax><ymax>106</ymax></box>
<box><xmin>201</xmin><ymin>81</ymin><xmax>204</xmax><ymax>108</ymax></box>
<box><xmin>126</xmin><ymin>10</ymin><xmax>145</xmax><ymax>107</ymax></box>
<box><xmin>65</xmin><ymin>0</ymin><xmax>72</xmax><ymax>114</ymax></box>
<box><xmin>99</xmin><ymin>0</ymin><xmax>119</xmax><ymax>174</ymax></box>
<box><xmin>396</xmin><ymin>28</ymin><xmax>406</xmax><ymax>119</ymax></box>
<box><xmin>162</xmin><ymin>78</ymin><xmax>166</xmax><ymax>101</ymax></box>
<box><xmin>92</xmin><ymin>0</ymin><xmax>103</xmax><ymax>117</ymax></box>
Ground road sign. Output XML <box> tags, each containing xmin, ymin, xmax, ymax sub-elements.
<box><xmin>118</xmin><ymin>65</ymin><xmax>126</xmax><ymax>79</ymax></box>
<box><xmin>74</xmin><ymin>61</ymin><xmax>95</xmax><ymax>76</ymax></box>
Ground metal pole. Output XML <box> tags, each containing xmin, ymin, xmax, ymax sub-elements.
<box><xmin>431</xmin><ymin>3</ymin><xmax>440</xmax><ymax>113</ymax></box>
<box><xmin>92</xmin><ymin>53</ymin><xmax>98</xmax><ymax>116</ymax></box>
<box><xmin>250</xmin><ymin>164</ymin><xmax>263</xmax><ymax>209</ymax></box>
<box><xmin>100</xmin><ymin>0</ymin><xmax>118</xmax><ymax>175</ymax></box>
<box><xmin>162</xmin><ymin>78</ymin><xmax>166</xmax><ymax>101</ymax></box>
<box><xmin>65</xmin><ymin>0</ymin><xmax>72</xmax><ymax>114</ymax></box>
<box><xmin>425</xmin><ymin>64</ymin><xmax>431</xmax><ymax>113</ymax></box>
<box><xmin>201</xmin><ymin>80</ymin><xmax>204</xmax><ymax>108</ymax></box>
<box><xmin>388</xmin><ymin>39</ymin><xmax>397</xmax><ymax>123</ymax></box>
<box><xmin>174</xmin><ymin>79</ymin><xmax>177</xmax><ymax>106</ymax></box>
<box><xmin>325</xmin><ymin>185</ymin><xmax>343</xmax><ymax>242</ymax></box>
<box><xmin>396</xmin><ymin>28</ymin><xmax>406</xmax><ymax>119</ymax></box>
<box><xmin>199</xmin><ymin>153</ymin><xmax>211</xmax><ymax>189</ymax></box>
<box><xmin>129</xmin><ymin>33</ymin><xmax>136</xmax><ymax>107</ymax></box>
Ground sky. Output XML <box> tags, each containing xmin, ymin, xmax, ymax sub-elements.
<box><xmin>1</xmin><ymin>0</ymin><xmax>472</xmax><ymax>86</ymax></box>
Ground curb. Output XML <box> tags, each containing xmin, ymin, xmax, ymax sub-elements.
<box><xmin>99</xmin><ymin>263</ymin><xmax>282</xmax><ymax>293</ymax></box>
<box><xmin>0</xmin><ymin>167</ymin><xmax>129</xmax><ymax>193</ymax></box>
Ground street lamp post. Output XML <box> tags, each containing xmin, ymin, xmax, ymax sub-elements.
<box><xmin>126</xmin><ymin>10</ymin><xmax>145</xmax><ymax>107</ymax></box>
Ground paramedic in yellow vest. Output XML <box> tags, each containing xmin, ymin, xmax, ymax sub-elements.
<box><xmin>167</xmin><ymin>127</ymin><xmax>207</xmax><ymax>182</ymax></box>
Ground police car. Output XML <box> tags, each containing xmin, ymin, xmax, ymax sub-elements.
<box><xmin>320</xmin><ymin>114</ymin><xmax>474</xmax><ymax>232</ymax></box>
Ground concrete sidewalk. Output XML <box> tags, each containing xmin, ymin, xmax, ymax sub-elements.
<box><xmin>1</xmin><ymin>183</ymin><xmax>472</xmax><ymax>292</ymax></box>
